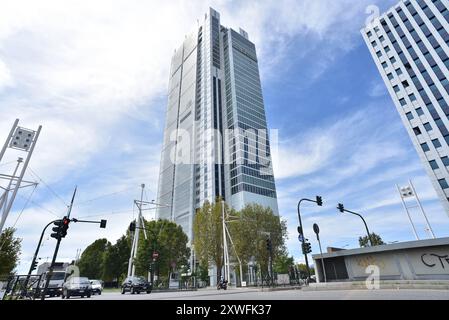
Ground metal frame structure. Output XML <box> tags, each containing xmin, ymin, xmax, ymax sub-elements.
<box><xmin>397</xmin><ymin>179</ymin><xmax>436</xmax><ymax>240</ymax></box>
<box><xmin>0</xmin><ymin>119</ymin><xmax>41</xmax><ymax>234</ymax></box>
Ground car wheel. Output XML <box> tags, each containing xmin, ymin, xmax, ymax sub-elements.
<box><xmin>121</xmin><ymin>287</ymin><xmax>126</xmax><ymax>294</ymax></box>
<box><xmin>87</xmin><ymin>293</ymin><xmax>91</xmax><ymax>298</ymax></box>
<box><xmin>130</xmin><ymin>287</ymin><xmax>135</xmax><ymax>294</ymax></box>
<box><xmin>146</xmin><ymin>290</ymin><xmax>151</xmax><ymax>294</ymax></box>
<box><xmin>99</xmin><ymin>291</ymin><xmax>102</xmax><ymax>295</ymax></box>
<box><xmin>66</xmin><ymin>291</ymin><xmax>70</xmax><ymax>299</ymax></box>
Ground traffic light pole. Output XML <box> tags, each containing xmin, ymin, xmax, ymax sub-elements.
<box><xmin>41</xmin><ymin>187</ymin><xmax>77</xmax><ymax>300</ymax></box>
<box><xmin>298</xmin><ymin>196</ymin><xmax>323</xmax><ymax>282</ymax></box>
<box><xmin>338</xmin><ymin>204</ymin><xmax>373</xmax><ymax>247</ymax></box>
<box><xmin>22</xmin><ymin>219</ymin><xmax>60</xmax><ymax>296</ymax></box>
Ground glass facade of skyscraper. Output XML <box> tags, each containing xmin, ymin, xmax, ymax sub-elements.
<box><xmin>156</xmin><ymin>8</ymin><xmax>279</xmax><ymax>243</ymax></box>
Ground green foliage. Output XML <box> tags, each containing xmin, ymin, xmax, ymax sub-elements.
<box><xmin>102</xmin><ymin>235</ymin><xmax>130</xmax><ymax>282</ymax></box>
<box><xmin>0</xmin><ymin>228</ymin><xmax>22</xmax><ymax>276</ymax></box>
<box><xmin>296</xmin><ymin>263</ymin><xmax>315</xmax><ymax>277</ymax></box>
<box><xmin>193</xmin><ymin>199</ymin><xmax>227</xmax><ymax>279</ymax></box>
<box><xmin>228</xmin><ymin>204</ymin><xmax>288</xmax><ymax>274</ymax></box>
<box><xmin>273</xmin><ymin>254</ymin><xmax>295</xmax><ymax>274</ymax></box>
<box><xmin>78</xmin><ymin>238</ymin><xmax>111</xmax><ymax>279</ymax></box>
<box><xmin>134</xmin><ymin>219</ymin><xmax>190</xmax><ymax>279</ymax></box>
<box><xmin>359</xmin><ymin>232</ymin><xmax>385</xmax><ymax>247</ymax></box>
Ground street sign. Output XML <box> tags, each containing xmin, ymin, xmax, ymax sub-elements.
<box><xmin>298</xmin><ymin>234</ymin><xmax>304</xmax><ymax>243</ymax></box>
<box><xmin>313</xmin><ymin>223</ymin><xmax>320</xmax><ymax>235</ymax></box>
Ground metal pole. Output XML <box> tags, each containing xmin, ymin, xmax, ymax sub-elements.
<box><xmin>269</xmin><ymin>234</ymin><xmax>274</xmax><ymax>287</ymax></box>
<box><xmin>0</xmin><ymin>158</ymin><xmax>21</xmax><ymax>234</ymax></box>
<box><xmin>396</xmin><ymin>184</ymin><xmax>419</xmax><ymax>240</ymax></box>
<box><xmin>1</xmin><ymin>126</ymin><xmax>41</xmax><ymax>234</ymax></box>
<box><xmin>131</xmin><ymin>184</ymin><xmax>145</xmax><ymax>277</ymax></box>
<box><xmin>344</xmin><ymin>209</ymin><xmax>373</xmax><ymax>246</ymax></box>
<box><xmin>221</xmin><ymin>200</ymin><xmax>227</xmax><ymax>283</ymax></box>
<box><xmin>23</xmin><ymin>219</ymin><xmax>59</xmax><ymax>295</ymax></box>
<box><xmin>409</xmin><ymin>180</ymin><xmax>436</xmax><ymax>239</ymax></box>
<box><xmin>297</xmin><ymin>199</ymin><xmax>311</xmax><ymax>283</ymax></box>
<box><xmin>0</xmin><ymin>119</ymin><xmax>18</xmax><ymax>162</ymax></box>
<box><xmin>41</xmin><ymin>237</ymin><xmax>62</xmax><ymax>300</ymax></box>
<box><xmin>317</xmin><ymin>235</ymin><xmax>327</xmax><ymax>283</ymax></box>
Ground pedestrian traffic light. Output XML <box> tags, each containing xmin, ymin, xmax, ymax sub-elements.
<box><xmin>337</xmin><ymin>203</ymin><xmax>345</xmax><ymax>213</ymax></box>
<box><xmin>60</xmin><ymin>217</ymin><xmax>70</xmax><ymax>238</ymax></box>
<box><xmin>129</xmin><ymin>221</ymin><xmax>136</xmax><ymax>232</ymax></box>
<box><xmin>316</xmin><ymin>196</ymin><xmax>323</xmax><ymax>206</ymax></box>
<box><xmin>266</xmin><ymin>237</ymin><xmax>272</xmax><ymax>252</ymax></box>
<box><xmin>50</xmin><ymin>219</ymin><xmax>64</xmax><ymax>240</ymax></box>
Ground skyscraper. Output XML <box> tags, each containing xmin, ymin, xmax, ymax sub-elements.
<box><xmin>362</xmin><ymin>0</ymin><xmax>449</xmax><ymax>216</ymax></box>
<box><xmin>156</xmin><ymin>8</ymin><xmax>279</xmax><ymax>241</ymax></box>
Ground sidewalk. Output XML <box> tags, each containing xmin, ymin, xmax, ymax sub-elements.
<box><xmin>302</xmin><ymin>280</ymin><xmax>449</xmax><ymax>291</ymax></box>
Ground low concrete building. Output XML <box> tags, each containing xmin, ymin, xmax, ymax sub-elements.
<box><xmin>312</xmin><ymin>237</ymin><xmax>449</xmax><ymax>283</ymax></box>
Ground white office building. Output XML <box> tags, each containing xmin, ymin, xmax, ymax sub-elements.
<box><xmin>362</xmin><ymin>0</ymin><xmax>449</xmax><ymax>216</ymax></box>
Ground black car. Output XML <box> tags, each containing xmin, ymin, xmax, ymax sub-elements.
<box><xmin>121</xmin><ymin>276</ymin><xmax>152</xmax><ymax>294</ymax></box>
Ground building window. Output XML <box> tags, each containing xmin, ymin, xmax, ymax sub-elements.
<box><xmin>416</xmin><ymin>107</ymin><xmax>424</xmax><ymax>116</ymax></box>
<box><xmin>394</xmin><ymin>85</ymin><xmax>400</xmax><ymax>92</ymax></box>
<box><xmin>377</xmin><ymin>51</ymin><xmax>382</xmax><ymax>57</ymax></box>
<box><xmin>432</xmin><ymin>139</ymin><xmax>442</xmax><ymax>148</ymax></box>
<box><xmin>430</xmin><ymin>160</ymin><xmax>439</xmax><ymax>170</ymax></box>
<box><xmin>367</xmin><ymin>31</ymin><xmax>372</xmax><ymax>37</ymax></box>
<box><xmin>387</xmin><ymin>73</ymin><xmax>394</xmax><ymax>80</ymax></box>
<box><xmin>385</xmin><ymin>45</ymin><xmax>390</xmax><ymax>52</ymax></box>
<box><xmin>372</xmin><ymin>40</ymin><xmax>377</xmax><ymax>47</ymax></box>
<box><xmin>396</xmin><ymin>68</ymin><xmax>403</xmax><ymax>75</ymax></box>
<box><xmin>382</xmin><ymin>61</ymin><xmax>388</xmax><ymax>68</ymax></box>
<box><xmin>439</xmin><ymin>178</ymin><xmax>449</xmax><ymax>190</ymax></box>
<box><xmin>406</xmin><ymin>112</ymin><xmax>414</xmax><ymax>120</ymax></box>
<box><xmin>421</xmin><ymin>142</ymin><xmax>430</xmax><ymax>152</ymax></box>
<box><xmin>424</xmin><ymin>122</ymin><xmax>432</xmax><ymax>131</ymax></box>
<box><xmin>400</xmin><ymin>98</ymin><xmax>407</xmax><ymax>106</ymax></box>
<box><xmin>390</xmin><ymin>56</ymin><xmax>396</xmax><ymax>63</ymax></box>
<box><xmin>402</xmin><ymin>80</ymin><xmax>409</xmax><ymax>88</ymax></box>
<box><xmin>409</xmin><ymin>93</ymin><xmax>417</xmax><ymax>101</ymax></box>
<box><xmin>442</xmin><ymin>156</ymin><xmax>449</xmax><ymax>167</ymax></box>
<box><xmin>413</xmin><ymin>127</ymin><xmax>422</xmax><ymax>135</ymax></box>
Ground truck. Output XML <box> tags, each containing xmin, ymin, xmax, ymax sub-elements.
<box><xmin>36</xmin><ymin>262</ymin><xmax>70</xmax><ymax>297</ymax></box>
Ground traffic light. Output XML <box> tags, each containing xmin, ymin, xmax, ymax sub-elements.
<box><xmin>266</xmin><ymin>237</ymin><xmax>272</xmax><ymax>252</ymax></box>
<box><xmin>50</xmin><ymin>220</ymin><xmax>64</xmax><ymax>240</ymax></box>
<box><xmin>316</xmin><ymin>196</ymin><xmax>323</xmax><ymax>206</ymax></box>
<box><xmin>100</xmin><ymin>219</ymin><xmax>107</xmax><ymax>229</ymax></box>
<box><xmin>30</xmin><ymin>259</ymin><xmax>38</xmax><ymax>272</ymax></box>
<box><xmin>60</xmin><ymin>217</ymin><xmax>70</xmax><ymax>238</ymax></box>
<box><xmin>337</xmin><ymin>203</ymin><xmax>345</xmax><ymax>213</ymax></box>
<box><xmin>302</xmin><ymin>242</ymin><xmax>312</xmax><ymax>254</ymax></box>
<box><xmin>129</xmin><ymin>221</ymin><xmax>136</xmax><ymax>232</ymax></box>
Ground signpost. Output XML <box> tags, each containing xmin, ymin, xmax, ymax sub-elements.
<box><xmin>313</xmin><ymin>223</ymin><xmax>327</xmax><ymax>283</ymax></box>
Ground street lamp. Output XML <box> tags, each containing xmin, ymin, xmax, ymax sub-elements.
<box><xmin>337</xmin><ymin>203</ymin><xmax>373</xmax><ymax>246</ymax></box>
<box><xmin>297</xmin><ymin>196</ymin><xmax>323</xmax><ymax>283</ymax></box>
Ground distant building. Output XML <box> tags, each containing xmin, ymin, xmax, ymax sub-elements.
<box><xmin>362</xmin><ymin>0</ymin><xmax>449</xmax><ymax>216</ymax></box>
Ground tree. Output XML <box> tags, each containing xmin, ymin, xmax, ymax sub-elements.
<box><xmin>102</xmin><ymin>235</ymin><xmax>130</xmax><ymax>283</ymax></box>
<box><xmin>359</xmin><ymin>232</ymin><xmax>385</xmax><ymax>247</ymax></box>
<box><xmin>273</xmin><ymin>254</ymin><xmax>295</xmax><ymax>274</ymax></box>
<box><xmin>296</xmin><ymin>263</ymin><xmax>315</xmax><ymax>278</ymax></box>
<box><xmin>78</xmin><ymin>238</ymin><xmax>111</xmax><ymax>279</ymax></box>
<box><xmin>193</xmin><ymin>200</ymin><xmax>226</xmax><ymax>281</ymax></box>
<box><xmin>228</xmin><ymin>204</ymin><xmax>288</xmax><ymax>276</ymax></box>
<box><xmin>134</xmin><ymin>219</ymin><xmax>190</xmax><ymax>283</ymax></box>
<box><xmin>0</xmin><ymin>228</ymin><xmax>22</xmax><ymax>276</ymax></box>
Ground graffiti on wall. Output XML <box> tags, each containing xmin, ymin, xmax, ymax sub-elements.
<box><xmin>421</xmin><ymin>254</ymin><xmax>449</xmax><ymax>269</ymax></box>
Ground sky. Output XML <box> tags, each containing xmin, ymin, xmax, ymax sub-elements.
<box><xmin>1</xmin><ymin>0</ymin><xmax>449</xmax><ymax>274</ymax></box>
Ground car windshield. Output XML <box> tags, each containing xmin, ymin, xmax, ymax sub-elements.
<box><xmin>72</xmin><ymin>277</ymin><xmax>89</xmax><ymax>284</ymax></box>
<box><xmin>91</xmin><ymin>280</ymin><xmax>101</xmax><ymax>285</ymax></box>
<box><xmin>50</xmin><ymin>272</ymin><xmax>65</xmax><ymax>280</ymax></box>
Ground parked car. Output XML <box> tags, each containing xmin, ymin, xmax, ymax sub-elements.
<box><xmin>89</xmin><ymin>280</ymin><xmax>103</xmax><ymax>295</ymax></box>
<box><xmin>61</xmin><ymin>277</ymin><xmax>92</xmax><ymax>299</ymax></box>
<box><xmin>121</xmin><ymin>276</ymin><xmax>152</xmax><ymax>294</ymax></box>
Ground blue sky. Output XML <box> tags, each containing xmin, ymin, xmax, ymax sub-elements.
<box><xmin>1</xmin><ymin>0</ymin><xmax>449</xmax><ymax>273</ymax></box>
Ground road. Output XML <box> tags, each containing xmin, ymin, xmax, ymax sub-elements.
<box><xmin>46</xmin><ymin>287</ymin><xmax>449</xmax><ymax>300</ymax></box>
